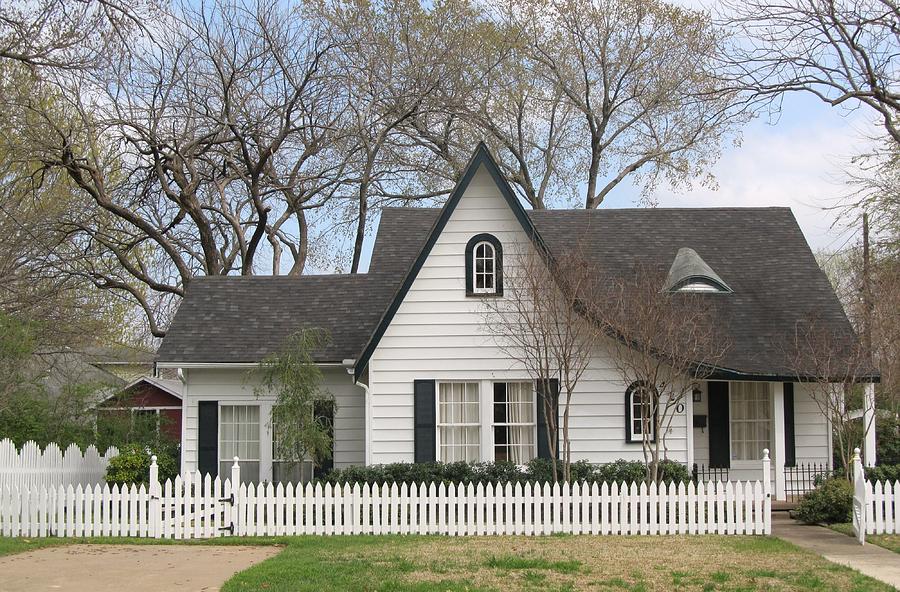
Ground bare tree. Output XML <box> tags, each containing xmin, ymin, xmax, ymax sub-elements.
<box><xmin>312</xmin><ymin>0</ymin><xmax>478</xmax><ymax>272</ymax></box>
<box><xmin>3</xmin><ymin>0</ymin><xmax>348</xmax><ymax>335</ymax></box>
<box><xmin>457</xmin><ymin>0</ymin><xmax>747</xmax><ymax>209</ymax></box>
<box><xmin>781</xmin><ymin>314</ymin><xmax>877</xmax><ymax>474</ymax></box>
<box><xmin>482</xmin><ymin>245</ymin><xmax>598</xmax><ymax>482</ymax></box>
<box><xmin>722</xmin><ymin>0</ymin><xmax>900</xmax><ymax>145</ymax></box>
<box><xmin>587</xmin><ymin>265</ymin><xmax>729</xmax><ymax>483</ymax></box>
<box><xmin>0</xmin><ymin>0</ymin><xmax>156</xmax><ymax>70</ymax></box>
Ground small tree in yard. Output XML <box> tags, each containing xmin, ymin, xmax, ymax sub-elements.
<box><xmin>483</xmin><ymin>246</ymin><xmax>598</xmax><ymax>483</ymax></box>
<box><xmin>587</xmin><ymin>266</ymin><xmax>729</xmax><ymax>484</ymax></box>
<box><xmin>253</xmin><ymin>328</ymin><xmax>335</xmax><ymax>475</ymax></box>
<box><xmin>782</xmin><ymin>315</ymin><xmax>876</xmax><ymax>476</ymax></box>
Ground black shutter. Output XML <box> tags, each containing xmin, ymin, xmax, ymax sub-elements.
<box><xmin>707</xmin><ymin>381</ymin><xmax>730</xmax><ymax>468</ymax></box>
<box><xmin>197</xmin><ymin>401</ymin><xmax>218</xmax><ymax>477</ymax></box>
<box><xmin>784</xmin><ymin>383</ymin><xmax>796</xmax><ymax>467</ymax></box>
<box><xmin>536</xmin><ymin>378</ymin><xmax>559</xmax><ymax>460</ymax></box>
<box><xmin>413</xmin><ymin>380</ymin><xmax>436</xmax><ymax>463</ymax></box>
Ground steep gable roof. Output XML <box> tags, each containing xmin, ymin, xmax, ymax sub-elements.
<box><xmin>352</xmin><ymin>143</ymin><xmax>546</xmax><ymax>380</ymax></box>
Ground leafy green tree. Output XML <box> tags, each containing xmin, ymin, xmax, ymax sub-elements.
<box><xmin>253</xmin><ymin>329</ymin><xmax>335</xmax><ymax>474</ymax></box>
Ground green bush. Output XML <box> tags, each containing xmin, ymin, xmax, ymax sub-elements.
<box><xmin>319</xmin><ymin>458</ymin><xmax>692</xmax><ymax>487</ymax></box>
<box><xmin>106</xmin><ymin>443</ymin><xmax>179</xmax><ymax>486</ymax></box>
<box><xmin>792</xmin><ymin>478</ymin><xmax>853</xmax><ymax>524</ymax></box>
<box><xmin>866</xmin><ymin>464</ymin><xmax>900</xmax><ymax>484</ymax></box>
<box><xmin>875</xmin><ymin>414</ymin><xmax>900</xmax><ymax>466</ymax></box>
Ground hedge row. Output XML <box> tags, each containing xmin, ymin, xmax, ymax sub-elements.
<box><xmin>318</xmin><ymin>458</ymin><xmax>692</xmax><ymax>486</ymax></box>
<box><xmin>828</xmin><ymin>464</ymin><xmax>900</xmax><ymax>485</ymax></box>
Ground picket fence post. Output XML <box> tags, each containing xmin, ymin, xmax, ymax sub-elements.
<box><xmin>761</xmin><ymin>448</ymin><xmax>771</xmax><ymax>535</ymax></box>
<box><xmin>852</xmin><ymin>447</ymin><xmax>867</xmax><ymax>545</ymax></box>
<box><xmin>230</xmin><ymin>457</ymin><xmax>241</xmax><ymax>536</ymax></box>
<box><xmin>148</xmin><ymin>455</ymin><xmax>161</xmax><ymax>538</ymax></box>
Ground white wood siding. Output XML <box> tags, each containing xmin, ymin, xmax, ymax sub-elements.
<box><xmin>691</xmin><ymin>381</ymin><xmax>830</xmax><ymax>481</ymax></box>
<box><xmin>367</xmin><ymin>165</ymin><xmax>688</xmax><ymax>465</ymax></box>
<box><xmin>181</xmin><ymin>367</ymin><xmax>365</xmax><ymax>474</ymax></box>
<box><xmin>793</xmin><ymin>383</ymin><xmax>829</xmax><ymax>464</ymax></box>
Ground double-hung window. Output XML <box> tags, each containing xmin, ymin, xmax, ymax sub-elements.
<box><xmin>219</xmin><ymin>405</ymin><xmax>260</xmax><ymax>482</ymax></box>
<box><xmin>730</xmin><ymin>382</ymin><xmax>771</xmax><ymax>461</ymax></box>
<box><xmin>493</xmin><ymin>382</ymin><xmax>536</xmax><ymax>463</ymax></box>
<box><xmin>625</xmin><ymin>382</ymin><xmax>656</xmax><ymax>443</ymax></box>
<box><xmin>473</xmin><ymin>242</ymin><xmax>496</xmax><ymax>293</ymax></box>
<box><xmin>438</xmin><ymin>382</ymin><xmax>481</xmax><ymax>462</ymax></box>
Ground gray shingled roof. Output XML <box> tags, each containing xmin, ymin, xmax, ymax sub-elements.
<box><xmin>158</xmin><ymin>205</ymin><xmax>866</xmax><ymax>378</ymax></box>
<box><xmin>156</xmin><ymin>208</ymin><xmax>434</xmax><ymax>364</ymax></box>
<box><xmin>529</xmin><ymin>207</ymin><xmax>862</xmax><ymax>378</ymax></box>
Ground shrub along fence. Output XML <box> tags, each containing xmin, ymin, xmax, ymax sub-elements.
<box><xmin>0</xmin><ymin>438</ymin><xmax>119</xmax><ymax>490</ymax></box>
<box><xmin>851</xmin><ymin>448</ymin><xmax>899</xmax><ymax>543</ymax></box>
<box><xmin>0</xmin><ymin>452</ymin><xmax>773</xmax><ymax>539</ymax></box>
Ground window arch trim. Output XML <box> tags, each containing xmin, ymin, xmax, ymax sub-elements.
<box><xmin>465</xmin><ymin>233</ymin><xmax>503</xmax><ymax>296</ymax></box>
<box><xmin>624</xmin><ymin>381</ymin><xmax>658</xmax><ymax>444</ymax></box>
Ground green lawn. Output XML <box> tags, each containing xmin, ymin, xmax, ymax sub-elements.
<box><xmin>0</xmin><ymin>534</ymin><xmax>891</xmax><ymax>591</ymax></box>
<box><xmin>829</xmin><ymin>523</ymin><xmax>900</xmax><ymax>554</ymax></box>
<box><xmin>220</xmin><ymin>535</ymin><xmax>891</xmax><ymax>591</ymax></box>
<box><xmin>0</xmin><ymin>537</ymin><xmax>67</xmax><ymax>557</ymax></box>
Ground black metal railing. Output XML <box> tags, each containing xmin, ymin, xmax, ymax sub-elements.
<box><xmin>692</xmin><ymin>463</ymin><xmax>730</xmax><ymax>483</ymax></box>
<box><xmin>784</xmin><ymin>463</ymin><xmax>835</xmax><ymax>502</ymax></box>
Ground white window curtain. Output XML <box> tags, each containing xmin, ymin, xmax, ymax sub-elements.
<box><xmin>494</xmin><ymin>382</ymin><xmax>536</xmax><ymax>464</ymax></box>
<box><xmin>438</xmin><ymin>382</ymin><xmax>480</xmax><ymax>462</ymax></box>
<box><xmin>730</xmin><ymin>382</ymin><xmax>772</xmax><ymax>461</ymax></box>
<box><xmin>219</xmin><ymin>405</ymin><xmax>260</xmax><ymax>482</ymax></box>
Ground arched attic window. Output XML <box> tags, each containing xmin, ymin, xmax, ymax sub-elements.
<box><xmin>664</xmin><ymin>248</ymin><xmax>732</xmax><ymax>294</ymax></box>
<box><xmin>465</xmin><ymin>234</ymin><xmax>503</xmax><ymax>296</ymax></box>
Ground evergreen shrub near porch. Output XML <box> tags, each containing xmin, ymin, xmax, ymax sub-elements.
<box><xmin>318</xmin><ymin>458</ymin><xmax>691</xmax><ymax>487</ymax></box>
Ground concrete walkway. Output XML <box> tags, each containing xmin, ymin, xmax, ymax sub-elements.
<box><xmin>0</xmin><ymin>544</ymin><xmax>280</xmax><ymax>592</ymax></box>
<box><xmin>773</xmin><ymin>513</ymin><xmax>900</xmax><ymax>589</ymax></box>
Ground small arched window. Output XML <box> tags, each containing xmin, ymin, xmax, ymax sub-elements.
<box><xmin>625</xmin><ymin>382</ymin><xmax>658</xmax><ymax>443</ymax></box>
<box><xmin>465</xmin><ymin>234</ymin><xmax>503</xmax><ymax>296</ymax></box>
<box><xmin>474</xmin><ymin>242</ymin><xmax>496</xmax><ymax>293</ymax></box>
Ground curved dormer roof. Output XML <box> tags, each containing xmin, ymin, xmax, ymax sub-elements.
<box><xmin>663</xmin><ymin>247</ymin><xmax>732</xmax><ymax>293</ymax></box>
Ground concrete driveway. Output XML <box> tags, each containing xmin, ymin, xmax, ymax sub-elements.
<box><xmin>0</xmin><ymin>544</ymin><xmax>280</xmax><ymax>592</ymax></box>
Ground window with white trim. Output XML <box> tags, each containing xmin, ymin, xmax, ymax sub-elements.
<box><xmin>493</xmin><ymin>382</ymin><xmax>536</xmax><ymax>463</ymax></box>
<box><xmin>473</xmin><ymin>241</ymin><xmax>496</xmax><ymax>293</ymax></box>
<box><xmin>219</xmin><ymin>405</ymin><xmax>260</xmax><ymax>482</ymax></box>
<box><xmin>438</xmin><ymin>382</ymin><xmax>480</xmax><ymax>462</ymax></box>
<box><xmin>730</xmin><ymin>382</ymin><xmax>771</xmax><ymax>461</ymax></box>
<box><xmin>626</xmin><ymin>382</ymin><xmax>656</xmax><ymax>443</ymax></box>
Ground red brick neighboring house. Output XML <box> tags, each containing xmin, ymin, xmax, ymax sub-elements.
<box><xmin>95</xmin><ymin>376</ymin><xmax>183</xmax><ymax>441</ymax></box>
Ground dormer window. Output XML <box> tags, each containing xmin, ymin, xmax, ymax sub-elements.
<box><xmin>465</xmin><ymin>234</ymin><xmax>503</xmax><ymax>296</ymax></box>
<box><xmin>664</xmin><ymin>247</ymin><xmax>732</xmax><ymax>294</ymax></box>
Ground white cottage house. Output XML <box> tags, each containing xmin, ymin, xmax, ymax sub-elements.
<box><xmin>156</xmin><ymin>144</ymin><xmax>879</xmax><ymax>501</ymax></box>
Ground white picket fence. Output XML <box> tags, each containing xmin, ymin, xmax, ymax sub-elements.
<box><xmin>0</xmin><ymin>453</ymin><xmax>773</xmax><ymax>539</ymax></box>
<box><xmin>0</xmin><ymin>438</ymin><xmax>119</xmax><ymax>490</ymax></box>
<box><xmin>851</xmin><ymin>449</ymin><xmax>899</xmax><ymax>541</ymax></box>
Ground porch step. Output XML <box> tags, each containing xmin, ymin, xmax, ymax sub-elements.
<box><xmin>773</xmin><ymin>501</ymin><xmax>798</xmax><ymax>512</ymax></box>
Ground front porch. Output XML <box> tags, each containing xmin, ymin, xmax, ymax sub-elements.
<box><xmin>687</xmin><ymin>380</ymin><xmax>877</xmax><ymax>501</ymax></box>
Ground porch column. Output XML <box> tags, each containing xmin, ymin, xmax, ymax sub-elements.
<box><xmin>772</xmin><ymin>382</ymin><xmax>786</xmax><ymax>501</ymax></box>
<box><xmin>863</xmin><ymin>382</ymin><xmax>877</xmax><ymax>467</ymax></box>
